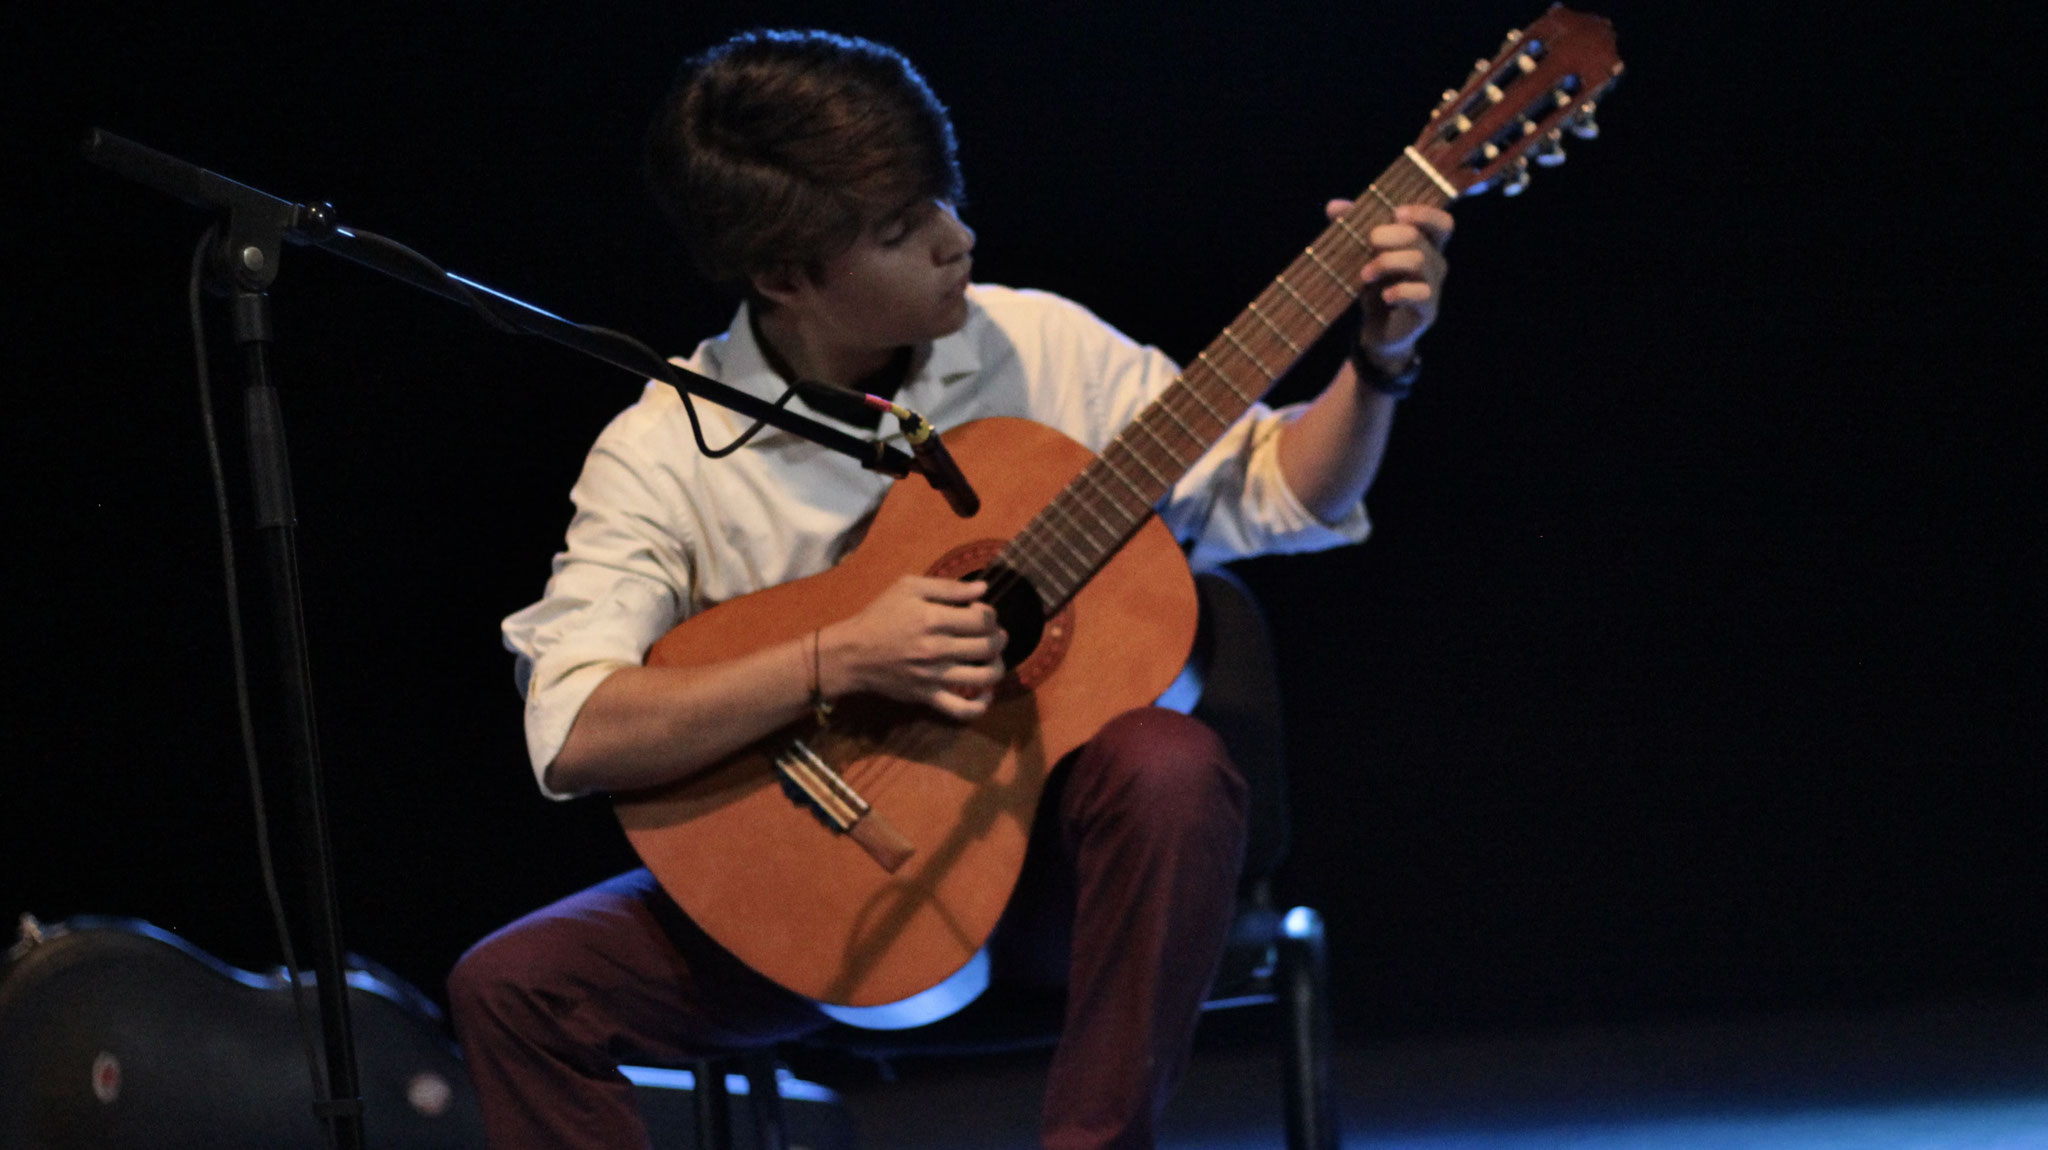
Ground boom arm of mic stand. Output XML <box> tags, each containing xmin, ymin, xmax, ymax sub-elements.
<box><xmin>305</xmin><ymin>231</ymin><xmax>914</xmax><ymax>476</ymax></box>
<box><xmin>79</xmin><ymin>129</ymin><xmax>916</xmax><ymax>479</ymax></box>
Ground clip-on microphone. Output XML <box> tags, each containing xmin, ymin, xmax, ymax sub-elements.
<box><xmin>794</xmin><ymin>380</ymin><xmax>981</xmax><ymax>518</ymax></box>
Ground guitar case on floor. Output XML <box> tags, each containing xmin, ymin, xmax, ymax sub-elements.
<box><xmin>0</xmin><ymin>914</ymin><xmax>485</xmax><ymax>1149</ymax></box>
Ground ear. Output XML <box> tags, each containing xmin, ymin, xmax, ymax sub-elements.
<box><xmin>749</xmin><ymin>263</ymin><xmax>810</xmax><ymax>311</ymax></box>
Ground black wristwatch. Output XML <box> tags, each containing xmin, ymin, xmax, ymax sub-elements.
<box><xmin>1349</xmin><ymin>344</ymin><xmax>1422</xmax><ymax>400</ymax></box>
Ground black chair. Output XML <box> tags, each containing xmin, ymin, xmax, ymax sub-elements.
<box><xmin>669</xmin><ymin>568</ymin><xmax>1337</xmax><ymax>1149</ymax></box>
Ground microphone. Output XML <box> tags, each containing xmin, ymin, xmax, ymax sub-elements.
<box><xmin>899</xmin><ymin>411</ymin><xmax>981</xmax><ymax>518</ymax></box>
<box><xmin>792</xmin><ymin>380</ymin><xmax>980</xmax><ymax>518</ymax></box>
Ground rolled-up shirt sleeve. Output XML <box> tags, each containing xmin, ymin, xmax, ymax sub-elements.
<box><xmin>1163</xmin><ymin>400</ymin><xmax>1372</xmax><ymax>570</ymax></box>
<box><xmin>1052</xmin><ymin>296</ymin><xmax>1370</xmax><ymax>568</ymax></box>
<box><xmin>501</xmin><ymin>434</ymin><xmax>696</xmax><ymax>798</ymax></box>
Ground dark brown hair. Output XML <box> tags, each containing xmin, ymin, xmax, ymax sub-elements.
<box><xmin>645</xmin><ymin>30</ymin><xmax>964</xmax><ymax>296</ymax></box>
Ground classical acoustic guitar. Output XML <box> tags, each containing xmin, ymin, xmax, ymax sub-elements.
<box><xmin>618</xmin><ymin>6</ymin><xmax>1624</xmax><ymax>1009</ymax></box>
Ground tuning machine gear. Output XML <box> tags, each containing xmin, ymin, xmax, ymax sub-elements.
<box><xmin>1500</xmin><ymin>156</ymin><xmax>1533</xmax><ymax>197</ymax></box>
<box><xmin>1568</xmin><ymin>101</ymin><xmax>1602</xmax><ymax>140</ymax></box>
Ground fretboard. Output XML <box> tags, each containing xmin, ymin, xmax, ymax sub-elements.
<box><xmin>998</xmin><ymin>151</ymin><xmax>1452</xmax><ymax>610</ymax></box>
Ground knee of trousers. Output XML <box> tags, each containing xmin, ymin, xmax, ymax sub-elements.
<box><xmin>1074</xmin><ymin>707</ymin><xmax>1250</xmax><ymax>842</ymax></box>
<box><xmin>447</xmin><ymin>923</ymin><xmax>559</xmax><ymax>1033</ymax></box>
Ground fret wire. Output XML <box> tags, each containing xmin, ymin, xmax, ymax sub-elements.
<box><xmin>1061</xmin><ymin>505</ymin><xmax>1132</xmax><ymax>574</ymax></box>
<box><xmin>1274</xmin><ymin>277</ymin><xmax>1333</xmax><ymax>327</ymax></box>
<box><xmin>1187</xmin><ymin>358</ymin><xmax>1228</xmax><ymax>421</ymax></box>
<box><xmin>996</xmin><ymin>536</ymin><xmax>1037</xmax><ymax>583</ymax></box>
<box><xmin>1086</xmin><ymin>462</ymin><xmax>1147</xmax><ymax>523</ymax></box>
<box><xmin>1294</xmin><ymin>273</ymin><xmax>1352</xmax><ymax>323</ymax></box>
<box><xmin>1019</xmin><ymin>499</ymin><xmax>1089</xmax><ymax>560</ymax></box>
<box><xmin>1366</xmin><ymin>181</ymin><xmax>1400</xmax><ymax>214</ymax></box>
<box><xmin>1015</xmin><ymin>520</ymin><xmax>1087</xmax><ymax>586</ymax></box>
<box><xmin>1181</xmin><ymin>362</ymin><xmax>1234</xmax><ymax>426</ymax></box>
<box><xmin>1331</xmin><ymin>212</ymin><xmax>1373</xmax><ymax>253</ymax></box>
<box><xmin>1014</xmin><ymin>548</ymin><xmax>1070</xmax><ymax>597</ymax></box>
<box><xmin>1048</xmin><ymin>490</ymin><xmax>1115</xmax><ymax>556</ymax></box>
<box><xmin>1041</xmin><ymin>545</ymin><xmax>1087</xmax><ymax>591</ymax></box>
<box><xmin>1131</xmin><ymin>410</ymin><xmax>1194</xmax><ymax>471</ymax></box>
<box><xmin>1113</xmin><ymin>428</ymin><xmax>1173</xmax><ymax>487</ymax></box>
<box><xmin>1095</xmin><ymin>450</ymin><xmax>1151</xmax><ymax>503</ymax></box>
<box><xmin>1208</xmin><ymin>363</ymin><xmax>1255</xmax><ymax>403</ymax></box>
<box><xmin>1302</xmin><ymin>247</ymin><xmax>1351</xmax><ymax>292</ymax></box>
<box><xmin>1043</xmin><ymin>489</ymin><xmax>1115</xmax><ymax>552</ymax></box>
<box><xmin>1071</xmin><ymin>466</ymin><xmax>1134</xmax><ymax>534</ymax></box>
<box><xmin>1028</xmin><ymin>566</ymin><xmax>1075</xmax><ymax>610</ymax></box>
<box><xmin>1154</xmin><ymin>392</ymin><xmax>1207</xmax><ymax>446</ymax></box>
<box><xmin>1220</xmin><ymin>328</ymin><xmax>1276</xmax><ymax>377</ymax></box>
<box><xmin>1245</xmin><ymin>301</ymin><xmax>1304</xmax><ymax>354</ymax></box>
<box><xmin>1122</xmin><ymin>429</ymin><xmax>1171</xmax><ymax>482</ymax></box>
<box><xmin>1317</xmin><ymin>229</ymin><xmax>1369</xmax><ymax>276</ymax></box>
<box><xmin>1113</xmin><ymin>443</ymin><xmax>1171</xmax><ymax>501</ymax></box>
<box><xmin>1037</xmin><ymin>519</ymin><xmax>1095</xmax><ymax>583</ymax></box>
<box><xmin>1033</xmin><ymin>543</ymin><xmax>1093</xmax><ymax>602</ymax></box>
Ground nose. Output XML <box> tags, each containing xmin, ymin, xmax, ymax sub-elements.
<box><xmin>936</xmin><ymin>203</ymin><xmax>975</xmax><ymax>264</ymax></box>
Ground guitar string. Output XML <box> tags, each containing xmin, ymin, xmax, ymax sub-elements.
<box><xmin>966</xmin><ymin>165</ymin><xmax>1446</xmax><ymax>703</ymax></box>
<box><xmin>992</xmin><ymin>207</ymin><xmax>1364</xmax><ymax>608</ymax></box>
<box><xmin>795</xmin><ymin>145</ymin><xmax>1529</xmax><ymax>876</ymax></box>
<box><xmin>1038</xmin><ymin>173</ymin><xmax>1408</xmax><ymax>560</ymax></box>
<box><xmin>970</xmin><ymin>165</ymin><xmax>1442</xmax><ymax>626</ymax></box>
<box><xmin>828</xmin><ymin>167</ymin><xmax>1456</xmax><ymax>820</ymax></box>
<box><xmin>850</xmin><ymin>168</ymin><xmax>1461</xmax><ymax>803</ymax></box>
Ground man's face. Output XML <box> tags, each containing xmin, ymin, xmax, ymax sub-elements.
<box><xmin>794</xmin><ymin>199</ymin><xmax>977</xmax><ymax>351</ymax></box>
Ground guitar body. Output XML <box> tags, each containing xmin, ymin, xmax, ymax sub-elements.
<box><xmin>616</xmin><ymin>417</ymin><xmax>1198</xmax><ymax>1007</ymax></box>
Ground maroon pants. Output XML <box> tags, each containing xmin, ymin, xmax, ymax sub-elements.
<box><xmin>448</xmin><ymin>707</ymin><xmax>1247</xmax><ymax>1150</ymax></box>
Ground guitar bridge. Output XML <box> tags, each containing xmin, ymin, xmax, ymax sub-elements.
<box><xmin>773</xmin><ymin>738</ymin><xmax>916</xmax><ymax>873</ymax></box>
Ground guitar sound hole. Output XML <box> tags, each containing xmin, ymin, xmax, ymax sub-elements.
<box><xmin>973</xmin><ymin>564</ymin><xmax>1046</xmax><ymax>672</ymax></box>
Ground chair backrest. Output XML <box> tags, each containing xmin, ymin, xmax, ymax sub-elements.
<box><xmin>1187</xmin><ymin>568</ymin><xmax>1289</xmax><ymax>893</ymax></box>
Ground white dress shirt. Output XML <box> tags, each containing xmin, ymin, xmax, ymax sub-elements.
<box><xmin>503</xmin><ymin>284</ymin><xmax>1369</xmax><ymax>796</ymax></box>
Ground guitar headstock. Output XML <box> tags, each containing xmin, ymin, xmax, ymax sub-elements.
<box><xmin>1411</xmin><ymin>6</ymin><xmax>1624</xmax><ymax>198</ymax></box>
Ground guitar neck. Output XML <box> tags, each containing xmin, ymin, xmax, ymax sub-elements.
<box><xmin>998</xmin><ymin>151</ymin><xmax>1453</xmax><ymax>610</ymax></box>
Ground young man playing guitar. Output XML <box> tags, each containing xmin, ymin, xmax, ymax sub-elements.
<box><xmin>451</xmin><ymin>28</ymin><xmax>1451</xmax><ymax>1150</ymax></box>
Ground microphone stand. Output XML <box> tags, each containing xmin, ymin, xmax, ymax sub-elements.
<box><xmin>80</xmin><ymin>129</ymin><xmax>969</xmax><ymax>1147</ymax></box>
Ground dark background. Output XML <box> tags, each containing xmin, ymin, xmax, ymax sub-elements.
<box><xmin>6</xmin><ymin>1</ymin><xmax>2042</xmax><ymax>1046</ymax></box>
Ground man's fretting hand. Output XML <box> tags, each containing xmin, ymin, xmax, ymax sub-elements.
<box><xmin>1324</xmin><ymin>200</ymin><xmax>1454</xmax><ymax>371</ymax></box>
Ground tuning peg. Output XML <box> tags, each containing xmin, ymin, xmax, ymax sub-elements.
<box><xmin>1568</xmin><ymin>102</ymin><xmax>1601</xmax><ymax>140</ymax></box>
<box><xmin>1501</xmin><ymin>28</ymin><xmax>1523</xmax><ymax>51</ymax></box>
<box><xmin>1436</xmin><ymin>87</ymin><xmax>1460</xmax><ymax>114</ymax></box>
<box><xmin>1534</xmin><ymin>128</ymin><xmax>1567</xmax><ymax>167</ymax></box>
<box><xmin>1500</xmin><ymin>157</ymin><xmax>1532</xmax><ymax>197</ymax></box>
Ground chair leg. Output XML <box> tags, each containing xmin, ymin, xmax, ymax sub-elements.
<box><xmin>741</xmin><ymin>1050</ymin><xmax>789</xmax><ymax>1150</ymax></box>
<box><xmin>1276</xmin><ymin>906</ymin><xmax>1339</xmax><ymax>1150</ymax></box>
<box><xmin>693</xmin><ymin>1059</ymin><xmax>734</xmax><ymax>1150</ymax></box>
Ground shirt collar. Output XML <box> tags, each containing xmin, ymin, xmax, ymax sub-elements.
<box><xmin>699</xmin><ymin>294</ymin><xmax>987</xmax><ymax>446</ymax></box>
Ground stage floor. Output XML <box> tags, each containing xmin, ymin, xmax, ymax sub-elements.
<box><xmin>828</xmin><ymin>996</ymin><xmax>2048</xmax><ymax>1148</ymax></box>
